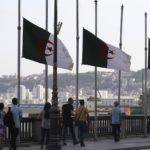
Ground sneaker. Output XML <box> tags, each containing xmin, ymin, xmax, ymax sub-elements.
<box><xmin>73</xmin><ymin>140</ymin><xmax>80</xmax><ymax>145</ymax></box>
<box><xmin>80</xmin><ymin>143</ymin><xmax>85</xmax><ymax>147</ymax></box>
<box><xmin>9</xmin><ymin>145</ymin><xmax>12</xmax><ymax>150</ymax></box>
<box><xmin>45</xmin><ymin>145</ymin><xmax>48</xmax><ymax>149</ymax></box>
<box><xmin>63</xmin><ymin>142</ymin><xmax>67</xmax><ymax>146</ymax></box>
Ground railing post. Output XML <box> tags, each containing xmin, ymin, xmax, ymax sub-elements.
<box><xmin>32</xmin><ymin>117</ymin><xmax>41</xmax><ymax>143</ymax></box>
<box><xmin>121</xmin><ymin>113</ymin><xmax>126</xmax><ymax>138</ymax></box>
<box><xmin>49</xmin><ymin>104</ymin><xmax>61</xmax><ymax>150</ymax></box>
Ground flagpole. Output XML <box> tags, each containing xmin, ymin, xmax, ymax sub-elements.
<box><xmin>118</xmin><ymin>5</ymin><xmax>124</xmax><ymax>106</ymax></box>
<box><xmin>94</xmin><ymin>0</ymin><xmax>98</xmax><ymax>140</ymax></box>
<box><xmin>76</xmin><ymin>0</ymin><xmax>79</xmax><ymax>108</ymax></box>
<box><xmin>45</xmin><ymin>0</ymin><xmax>48</xmax><ymax>103</ymax></box>
<box><xmin>17</xmin><ymin>0</ymin><xmax>21</xmax><ymax>105</ymax></box>
<box><xmin>144</xmin><ymin>12</ymin><xmax>148</xmax><ymax>137</ymax></box>
<box><xmin>142</xmin><ymin>69</ymin><xmax>145</xmax><ymax>97</ymax></box>
<box><xmin>17</xmin><ymin>0</ymin><xmax>21</xmax><ymax>146</ymax></box>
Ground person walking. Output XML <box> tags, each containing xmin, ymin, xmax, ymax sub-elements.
<box><xmin>39</xmin><ymin>102</ymin><xmax>51</xmax><ymax>150</ymax></box>
<box><xmin>110</xmin><ymin>101</ymin><xmax>122</xmax><ymax>142</ymax></box>
<box><xmin>75</xmin><ymin>99</ymin><xmax>89</xmax><ymax>147</ymax></box>
<box><xmin>62</xmin><ymin>97</ymin><xmax>79</xmax><ymax>146</ymax></box>
<box><xmin>9</xmin><ymin>98</ymin><xmax>22</xmax><ymax>150</ymax></box>
<box><xmin>0</xmin><ymin>103</ymin><xmax>5</xmax><ymax>150</ymax></box>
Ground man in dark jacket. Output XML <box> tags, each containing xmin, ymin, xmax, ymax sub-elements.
<box><xmin>62</xmin><ymin>97</ymin><xmax>79</xmax><ymax>146</ymax></box>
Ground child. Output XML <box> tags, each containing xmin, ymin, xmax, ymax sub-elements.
<box><xmin>39</xmin><ymin>102</ymin><xmax>51</xmax><ymax>149</ymax></box>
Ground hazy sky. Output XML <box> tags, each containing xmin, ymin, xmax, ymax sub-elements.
<box><xmin>0</xmin><ymin>0</ymin><xmax>150</xmax><ymax>77</ymax></box>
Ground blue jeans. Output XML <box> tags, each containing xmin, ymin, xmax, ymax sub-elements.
<box><xmin>78</xmin><ymin>120</ymin><xmax>87</xmax><ymax>142</ymax></box>
<box><xmin>62</xmin><ymin>119</ymin><xmax>76</xmax><ymax>142</ymax></box>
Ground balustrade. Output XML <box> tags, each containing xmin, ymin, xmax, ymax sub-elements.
<box><xmin>3</xmin><ymin>115</ymin><xmax>150</xmax><ymax>144</ymax></box>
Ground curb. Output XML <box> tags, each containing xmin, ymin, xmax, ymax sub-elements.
<box><xmin>111</xmin><ymin>145</ymin><xmax>150</xmax><ymax>150</ymax></box>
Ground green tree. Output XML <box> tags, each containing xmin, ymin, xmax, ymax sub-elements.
<box><xmin>87</xmin><ymin>96</ymin><xmax>101</xmax><ymax>101</ymax></box>
<box><xmin>139</xmin><ymin>88</ymin><xmax>150</xmax><ymax>106</ymax></box>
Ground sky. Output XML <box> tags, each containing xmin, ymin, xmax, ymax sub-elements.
<box><xmin>0</xmin><ymin>0</ymin><xmax>150</xmax><ymax>77</ymax></box>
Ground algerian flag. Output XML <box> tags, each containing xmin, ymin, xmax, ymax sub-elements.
<box><xmin>22</xmin><ymin>18</ymin><xmax>73</xmax><ymax>70</ymax></box>
<box><xmin>82</xmin><ymin>29</ymin><xmax>131</xmax><ymax>71</ymax></box>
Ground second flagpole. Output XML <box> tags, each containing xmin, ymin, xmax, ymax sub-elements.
<box><xmin>76</xmin><ymin>0</ymin><xmax>79</xmax><ymax>109</ymax></box>
<box><xmin>17</xmin><ymin>0</ymin><xmax>21</xmax><ymax>105</ymax></box>
<box><xmin>94</xmin><ymin>0</ymin><xmax>98</xmax><ymax>140</ymax></box>
<box><xmin>118</xmin><ymin>5</ymin><xmax>124</xmax><ymax>106</ymax></box>
<box><xmin>144</xmin><ymin>12</ymin><xmax>148</xmax><ymax>137</ymax></box>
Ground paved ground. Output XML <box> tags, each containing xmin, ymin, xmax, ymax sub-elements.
<box><xmin>3</xmin><ymin>137</ymin><xmax>150</xmax><ymax>150</ymax></box>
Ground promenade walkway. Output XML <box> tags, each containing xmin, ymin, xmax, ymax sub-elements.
<box><xmin>3</xmin><ymin>137</ymin><xmax>150</xmax><ymax>150</ymax></box>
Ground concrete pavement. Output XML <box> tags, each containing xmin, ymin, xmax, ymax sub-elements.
<box><xmin>3</xmin><ymin>137</ymin><xmax>150</xmax><ymax>150</ymax></box>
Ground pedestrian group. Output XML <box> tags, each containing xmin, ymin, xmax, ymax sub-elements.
<box><xmin>0</xmin><ymin>98</ymin><xmax>121</xmax><ymax>150</ymax></box>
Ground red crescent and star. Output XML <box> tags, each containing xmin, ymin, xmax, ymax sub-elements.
<box><xmin>100</xmin><ymin>43</ymin><xmax>115</xmax><ymax>59</ymax></box>
<box><xmin>38</xmin><ymin>40</ymin><xmax>54</xmax><ymax>56</ymax></box>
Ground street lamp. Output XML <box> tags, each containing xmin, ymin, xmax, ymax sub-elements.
<box><xmin>48</xmin><ymin>0</ymin><xmax>62</xmax><ymax>149</ymax></box>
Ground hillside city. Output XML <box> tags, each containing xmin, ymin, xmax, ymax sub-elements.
<box><xmin>0</xmin><ymin>69</ymin><xmax>149</xmax><ymax>115</ymax></box>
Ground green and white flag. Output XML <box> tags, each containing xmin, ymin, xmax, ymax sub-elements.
<box><xmin>82</xmin><ymin>29</ymin><xmax>131</xmax><ymax>71</ymax></box>
<box><xmin>22</xmin><ymin>18</ymin><xmax>73</xmax><ymax>70</ymax></box>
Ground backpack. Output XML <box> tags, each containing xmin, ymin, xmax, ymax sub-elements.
<box><xmin>3</xmin><ymin>107</ymin><xmax>15</xmax><ymax>128</ymax></box>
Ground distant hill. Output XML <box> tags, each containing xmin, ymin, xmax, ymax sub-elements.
<box><xmin>1</xmin><ymin>69</ymin><xmax>150</xmax><ymax>98</ymax></box>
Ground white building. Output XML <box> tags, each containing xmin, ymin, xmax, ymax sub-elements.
<box><xmin>36</xmin><ymin>84</ymin><xmax>44</xmax><ymax>100</ymax></box>
<box><xmin>26</xmin><ymin>89</ymin><xmax>33</xmax><ymax>100</ymax></box>
<box><xmin>20</xmin><ymin>85</ymin><xmax>26</xmax><ymax>102</ymax></box>
<box><xmin>48</xmin><ymin>88</ymin><xmax>52</xmax><ymax>101</ymax></box>
<box><xmin>98</xmin><ymin>90</ymin><xmax>108</xmax><ymax>99</ymax></box>
<box><xmin>59</xmin><ymin>91</ymin><xmax>75</xmax><ymax>102</ymax></box>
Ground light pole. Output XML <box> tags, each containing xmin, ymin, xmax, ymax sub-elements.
<box><xmin>48</xmin><ymin>0</ymin><xmax>62</xmax><ymax>149</ymax></box>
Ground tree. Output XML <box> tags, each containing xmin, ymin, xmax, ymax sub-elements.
<box><xmin>136</xmin><ymin>99</ymin><xmax>142</xmax><ymax>106</ymax></box>
<box><xmin>139</xmin><ymin>88</ymin><xmax>150</xmax><ymax>106</ymax></box>
<box><xmin>87</xmin><ymin>96</ymin><xmax>101</xmax><ymax>101</ymax></box>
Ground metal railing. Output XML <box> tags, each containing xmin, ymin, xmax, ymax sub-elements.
<box><xmin>3</xmin><ymin>115</ymin><xmax>150</xmax><ymax>144</ymax></box>
<box><xmin>4</xmin><ymin>118</ymin><xmax>33</xmax><ymax>143</ymax></box>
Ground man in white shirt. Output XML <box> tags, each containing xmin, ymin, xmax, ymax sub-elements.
<box><xmin>9</xmin><ymin>98</ymin><xmax>22</xmax><ymax>150</ymax></box>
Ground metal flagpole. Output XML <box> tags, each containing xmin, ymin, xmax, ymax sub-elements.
<box><xmin>17</xmin><ymin>0</ymin><xmax>21</xmax><ymax>147</ymax></box>
<box><xmin>144</xmin><ymin>12</ymin><xmax>148</xmax><ymax>137</ymax></box>
<box><xmin>118</xmin><ymin>5</ymin><xmax>124</xmax><ymax>106</ymax></box>
<box><xmin>94</xmin><ymin>0</ymin><xmax>98</xmax><ymax>140</ymax></box>
<box><xmin>17</xmin><ymin>0</ymin><xmax>21</xmax><ymax>105</ymax></box>
<box><xmin>45</xmin><ymin>0</ymin><xmax>48</xmax><ymax>103</ymax></box>
<box><xmin>142</xmin><ymin>69</ymin><xmax>145</xmax><ymax>97</ymax></box>
<box><xmin>76</xmin><ymin>0</ymin><xmax>79</xmax><ymax>109</ymax></box>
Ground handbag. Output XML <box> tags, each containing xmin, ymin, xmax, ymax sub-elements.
<box><xmin>75</xmin><ymin>108</ymin><xmax>84</xmax><ymax>126</ymax></box>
